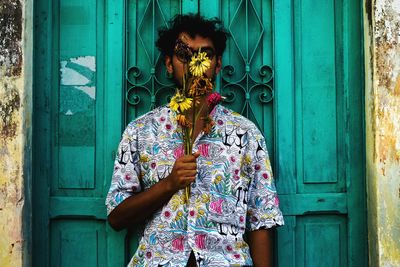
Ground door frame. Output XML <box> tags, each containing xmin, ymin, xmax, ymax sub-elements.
<box><xmin>32</xmin><ymin>0</ymin><xmax>367</xmax><ymax>266</ymax></box>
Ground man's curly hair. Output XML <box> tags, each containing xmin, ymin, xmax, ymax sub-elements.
<box><xmin>156</xmin><ymin>14</ymin><xmax>228</xmax><ymax>58</ymax></box>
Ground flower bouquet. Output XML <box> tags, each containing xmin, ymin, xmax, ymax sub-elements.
<box><xmin>169</xmin><ymin>37</ymin><xmax>223</xmax><ymax>202</ymax></box>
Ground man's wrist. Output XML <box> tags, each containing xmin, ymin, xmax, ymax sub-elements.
<box><xmin>161</xmin><ymin>175</ymin><xmax>176</xmax><ymax>195</ymax></box>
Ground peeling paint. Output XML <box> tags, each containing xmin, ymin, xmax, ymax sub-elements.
<box><xmin>75</xmin><ymin>86</ymin><xmax>96</xmax><ymax>100</ymax></box>
<box><xmin>374</xmin><ymin>0</ymin><xmax>400</xmax><ymax>164</ymax></box>
<box><xmin>70</xmin><ymin>56</ymin><xmax>96</xmax><ymax>72</ymax></box>
<box><xmin>0</xmin><ymin>80</ymin><xmax>24</xmax><ymax>267</ymax></box>
<box><xmin>374</xmin><ymin>0</ymin><xmax>400</xmax><ymax>90</ymax></box>
<box><xmin>0</xmin><ymin>0</ymin><xmax>23</xmax><ymax>77</ymax></box>
<box><xmin>365</xmin><ymin>0</ymin><xmax>400</xmax><ymax>266</ymax></box>
<box><xmin>394</xmin><ymin>74</ymin><xmax>400</xmax><ymax>96</ymax></box>
<box><xmin>60</xmin><ymin>56</ymin><xmax>96</xmax><ymax>86</ymax></box>
<box><xmin>0</xmin><ymin>81</ymin><xmax>21</xmax><ymax>139</ymax></box>
<box><xmin>0</xmin><ymin>75</ymin><xmax>24</xmax><ymax>266</ymax></box>
<box><xmin>60</xmin><ymin>61</ymin><xmax>91</xmax><ymax>85</ymax></box>
<box><xmin>0</xmin><ymin>0</ymin><xmax>26</xmax><ymax>266</ymax></box>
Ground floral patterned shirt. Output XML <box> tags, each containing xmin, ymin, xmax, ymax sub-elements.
<box><xmin>105</xmin><ymin>104</ymin><xmax>284</xmax><ymax>267</ymax></box>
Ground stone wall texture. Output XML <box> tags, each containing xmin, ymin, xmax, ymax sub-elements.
<box><xmin>0</xmin><ymin>0</ymin><xmax>399</xmax><ymax>266</ymax></box>
<box><xmin>0</xmin><ymin>0</ymin><xmax>25</xmax><ymax>266</ymax></box>
<box><xmin>365</xmin><ymin>0</ymin><xmax>400</xmax><ymax>266</ymax></box>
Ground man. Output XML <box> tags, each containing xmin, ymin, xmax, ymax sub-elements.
<box><xmin>106</xmin><ymin>14</ymin><xmax>284</xmax><ymax>267</ymax></box>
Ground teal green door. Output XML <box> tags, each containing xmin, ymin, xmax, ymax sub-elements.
<box><xmin>33</xmin><ymin>0</ymin><xmax>366</xmax><ymax>266</ymax></box>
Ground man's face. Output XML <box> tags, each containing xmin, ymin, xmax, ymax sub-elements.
<box><xmin>165</xmin><ymin>32</ymin><xmax>222</xmax><ymax>87</ymax></box>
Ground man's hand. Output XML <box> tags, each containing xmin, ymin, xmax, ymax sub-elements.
<box><xmin>107</xmin><ymin>151</ymin><xmax>200</xmax><ymax>231</ymax></box>
<box><xmin>166</xmin><ymin>152</ymin><xmax>200</xmax><ymax>191</ymax></box>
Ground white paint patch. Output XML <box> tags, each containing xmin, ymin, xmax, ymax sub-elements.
<box><xmin>392</xmin><ymin>0</ymin><xmax>400</xmax><ymax>14</ymax></box>
<box><xmin>65</xmin><ymin>109</ymin><xmax>74</xmax><ymax>115</ymax></box>
<box><xmin>375</xmin><ymin>0</ymin><xmax>400</xmax><ymax>43</ymax></box>
<box><xmin>70</xmin><ymin>56</ymin><xmax>96</xmax><ymax>72</ymax></box>
<box><xmin>60</xmin><ymin>61</ymin><xmax>90</xmax><ymax>86</ymax></box>
<box><xmin>75</xmin><ymin>86</ymin><xmax>96</xmax><ymax>100</ymax></box>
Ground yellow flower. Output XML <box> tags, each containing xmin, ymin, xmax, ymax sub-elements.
<box><xmin>235</xmin><ymin>241</ymin><xmax>247</xmax><ymax>249</ymax></box>
<box><xmin>201</xmin><ymin>193</ymin><xmax>210</xmax><ymax>203</ymax></box>
<box><xmin>170</xmin><ymin>195</ymin><xmax>181</xmax><ymax>211</ymax></box>
<box><xmin>180</xmin><ymin>194</ymin><xmax>187</xmax><ymax>204</ymax></box>
<box><xmin>169</xmin><ymin>92</ymin><xmax>193</xmax><ymax>112</ymax></box>
<box><xmin>175</xmin><ymin>210</ymin><xmax>184</xmax><ymax>220</ymax></box>
<box><xmin>189</xmin><ymin>51</ymin><xmax>211</xmax><ymax>77</ymax></box>
<box><xmin>140</xmin><ymin>155</ymin><xmax>150</xmax><ymax>162</ymax></box>
<box><xmin>214</xmin><ymin>174</ymin><xmax>223</xmax><ymax>183</ymax></box>
<box><xmin>241</xmin><ymin>155</ymin><xmax>251</xmax><ymax>165</ymax></box>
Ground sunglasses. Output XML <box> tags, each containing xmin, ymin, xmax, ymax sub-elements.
<box><xmin>173</xmin><ymin>39</ymin><xmax>216</xmax><ymax>63</ymax></box>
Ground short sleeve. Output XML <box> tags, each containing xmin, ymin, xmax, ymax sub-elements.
<box><xmin>105</xmin><ymin>124</ymin><xmax>142</xmax><ymax>216</ymax></box>
<box><xmin>245</xmin><ymin>128</ymin><xmax>284</xmax><ymax>231</ymax></box>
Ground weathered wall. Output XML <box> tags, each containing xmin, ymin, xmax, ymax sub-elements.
<box><xmin>0</xmin><ymin>0</ymin><xmax>398</xmax><ymax>266</ymax></box>
<box><xmin>0</xmin><ymin>0</ymin><xmax>31</xmax><ymax>266</ymax></box>
<box><xmin>364</xmin><ymin>0</ymin><xmax>400</xmax><ymax>266</ymax></box>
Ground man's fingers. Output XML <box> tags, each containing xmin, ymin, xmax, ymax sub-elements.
<box><xmin>177</xmin><ymin>170</ymin><xmax>197</xmax><ymax>177</ymax></box>
<box><xmin>193</xmin><ymin>151</ymin><xmax>201</xmax><ymax>158</ymax></box>
<box><xmin>175</xmin><ymin>162</ymin><xmax>196</xmax><ymax>170</ymax></box>
<box><xmin>181</xmin><ymin>163</ymin><xmax>197</xmax><ymax>170</ymax></box>
<box><xmin>182</xmin><ymin>176</ymin><xmax>196</xmax><ymax>183</ymax></box>
<box><xmin>180</xmin><ymin>154</ymin><xmax>200</xmax><ymax>163</ymax></box>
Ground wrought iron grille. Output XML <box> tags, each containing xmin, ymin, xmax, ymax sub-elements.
<box><xmin>125</xmin><ymin>0</ymin><xmax>273</xmax><ymax>134</ymax></box>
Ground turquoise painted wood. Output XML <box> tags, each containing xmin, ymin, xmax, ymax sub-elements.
<box><xmin>33</xmin><ymin>0</ymin><xmax>367</xmax><ymax>266</ymax></box>
<box><xmin>274</xmin><ymin>0</ymin><xmax>367</xmax><ymax>266</ymax></box>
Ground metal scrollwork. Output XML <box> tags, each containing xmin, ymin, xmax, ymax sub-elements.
<box><xmin>258</xmin><ymin>65</ymin><xmax>273</xmax><ymax>83</ymax></box>
<box><xmin>154</xmin><ymin>86</ymin><xmax>176</xmax><ymax>104</ymax></box>
<box><xmin>125</xmin><ymin>0</ymin><xmax>176</xmax><ymax>117</ymax></box>
<box><xmin>125</xmin><ymin>0</ymin><xmax>274</xmax><ymax>126</ymax></box>
<box><xmin>126</xmin><ymin>85</ymin><xmax>149</xmax><ymax>106</ymax></box>
<box><xmin>126</xmin><ymin>66</ymin><xmax>142</xmax><ymax>84</ymax></box>
<box><xmin>221</xmin><ymin>64</ymin><xmax>274</xmax><ymax>105</ymax></box>
<box><xmin>250</xmin><ymin>84</ymin><xmax>274</xmax><ymax>104</ymax></box>
<box><xmin>221</xmin><ymin>90</ymin><xmax>237</xmax><ymax>103</ymax></box>
<box><xmin>222</xmin><ymin>65</ymin><xmax>236</xmax><ymax>80</ymax></box>
<box><xmin>125</xmin><ymin>64</ymin><xmax>174</xmax><ymax>108</ymax></box>
<box><xmin>218</xmin><ymin>0</ymin><xmax>275</xmax><ymax>131</ymax></box>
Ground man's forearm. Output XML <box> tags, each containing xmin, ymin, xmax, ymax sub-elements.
<box><xmin>107</xmin><ymin>178</ymin><xmax>175</xmax><ymax>231</ymax></box>
<box><xmin>248</xmin><ymin>229</ymin><xmax>274</xmax><ymax>267</ymax></box>
<box><xmin>107</xmin><ymin>153</ymin><xmax>199</xmax><ymax>231</ymax></box>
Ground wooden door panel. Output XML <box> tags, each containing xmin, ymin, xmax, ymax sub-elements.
<box><xmin>278</xmin><ymin>215</ymin><xmax>348</xmax><ymax>267</ymax></box>
<box><xmin>274</xmin><ymin>0</ymin><xmax>366</xmax><ymax>266</ymax></box>
<box><xmin>294</xmin><ymin>0</ymin><xmax>346</xmax><ymax>193</ymax></box>
<box><xmin>295</xmin><ymin>216</ymin><xmax>347</xmax><ymax>267</ymax></box>
<box><xmin>56</xmin><ymin>0</ymin><xmax>96</xmax><ymax>191</ymax></box>
<box><xmin>52</xmin><ymin>0</ymin><xmax>105</xmax><ymax>198</ymax></box>
<box><xmin>34</xmin><ymin>0</ymin><xmax>366</xmax><ymax>266</ymax></box>
<box><xmin>50</xmin><ymin>220</ymin><xmax>107</xmax><ymax>267</ymax></box>
<box><xmin>42</xmin><ymin>0</ymin><xmax>108</xmax><ymax>265</ymax></box>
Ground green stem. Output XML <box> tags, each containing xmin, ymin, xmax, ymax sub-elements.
<box><xmin>194</xmin><ymin>102</ymin><xmax>207</xmax><ymax>123</ymax></box>
<box><xmin>191</xmin><ymin>94</ymin><xmax>196</xmax><ymax>142</ymax></box>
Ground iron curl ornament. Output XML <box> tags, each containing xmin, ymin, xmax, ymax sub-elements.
<box><xmin>125</xmin><ymin>65</ymin><xmax>175</xmax><ymax>110</ymax></box>
<box><xmin>219</xmin><ymin>63</ymin><xmax>274</xmax><ymax>130</ymax></box>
